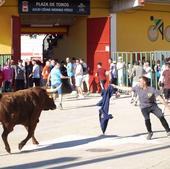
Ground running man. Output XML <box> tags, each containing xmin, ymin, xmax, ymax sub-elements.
<box><xmin>47</xmin><ymin>62</ymin><xmax>69</xmax><ymax>109</ymax></box>
<box><xmin>112</xmin><ymin>76</ymin><xmax>170</xmax><ymax>140</ymax></box>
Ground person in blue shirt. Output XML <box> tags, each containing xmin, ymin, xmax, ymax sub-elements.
<box><xmin>66</xmin><ymin>57</ymin><xmax>75</xmax><ymax>92</ymax></box>
<box><xmin>47</xmin><ymin>62</ymin><xmax>69</xmax><ymax>109</ymax></box>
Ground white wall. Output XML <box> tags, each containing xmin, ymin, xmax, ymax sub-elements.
<box><xmin>21</xmin><ymin>35</ymin><xmax>45</xmax><ymax>61</ymax></box>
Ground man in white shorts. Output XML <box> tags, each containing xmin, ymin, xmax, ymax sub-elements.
<box><xmin>75</xmin><ymin>58</ymin><xmax>84</xmax><ymax>99</ymax></box>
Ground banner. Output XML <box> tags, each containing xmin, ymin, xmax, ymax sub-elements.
<box><xmin>18</xmin><ymin>0</ymin><xmax>90</xmax><ymax>15</ymax></box>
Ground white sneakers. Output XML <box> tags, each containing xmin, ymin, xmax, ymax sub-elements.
<box><xmin>77</xmin><ymin>95</ymin><xmax>85</xmax><ymax>99</ymax></box>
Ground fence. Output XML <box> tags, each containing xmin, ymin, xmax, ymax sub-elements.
<box><xmin>111</xmin><ymin>51</ymin><xmax>170</xmax><ymax>89</ymax></box>
<box><xmin>0</xmin><ymin>54</ymin><xmax>11</xmax><ymax>67</ymax></box>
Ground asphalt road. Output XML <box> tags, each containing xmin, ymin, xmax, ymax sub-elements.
<box><xmin>0</xmin><ymin>93</ymin><xmax>170</xmax><ymax>169</ymax></box>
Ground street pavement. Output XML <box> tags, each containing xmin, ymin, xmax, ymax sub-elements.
<box><xmin>0</xmin><ymin>93</ymin><xmax>170</xmax><ymax>169</ymax></box>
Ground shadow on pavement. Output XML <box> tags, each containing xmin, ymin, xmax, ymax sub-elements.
<box><xmin>11</xmin><ymin>135</ymin><xmax>118</xmax><ymax>155</ymax></box>
<box><xmin>48</xmin><ymin>144</ymin><xmax>170</xmax><ymax>169</ymax></box>
<box><xmin>1</xmin><ymin>157</ymin><xmax>79</xmax><ymax>169</ymax></box>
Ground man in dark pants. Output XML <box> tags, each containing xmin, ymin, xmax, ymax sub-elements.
<box><xmin>113</xmin><ymin>76</ymin><xmax>170</xmax><ymax>140</ymax></box>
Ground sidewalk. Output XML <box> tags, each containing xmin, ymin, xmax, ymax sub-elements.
<box><xmin>0</xmin><ymin>93</ymin><xmax>170</xmax><ymax>169</ymax></box>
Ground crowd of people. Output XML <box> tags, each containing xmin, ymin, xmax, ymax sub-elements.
<box><xmin>99</xmin><ymin>57</ymin><xmax>170</xmax><ymax>106</ymax></box>
<box><xmin>0</xmin><ymin>56</ymin><xmax>170</xmax><ymax>106</ymax></box>
<box><xmin>0</xmin><ymin>57</ymin><xmax>91</xmax><ymax>108</ymax></box>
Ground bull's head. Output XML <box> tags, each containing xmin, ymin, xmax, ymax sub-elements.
<box><xmin>43</xmin><ymin>96</ymin><xmax>56</xmax><ymax>110</ymax></box>
<box><xmin>44</xmin><ymin>84</ymin><xmax>63</xmax><ymax>110</ymax></box>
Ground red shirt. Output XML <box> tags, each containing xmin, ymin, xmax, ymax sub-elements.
<box><xmin>97</xmin><ymin>68</ymin><xmax>106</xmax><ymax>81</ymax></box>
<box><xmin>0</xmin><ymin>71</ymin><xmax>4</xmax><ymax>86</ymax></box>
<box><xmin>163</xmin><ymin>69</ymin><xmax>170</xmax><ymax>89</ymax></box>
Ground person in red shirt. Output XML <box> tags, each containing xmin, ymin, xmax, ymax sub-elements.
<box><xmin>95</xmin><ymin>62</ymin><xmax>107</xmax><ymax>92</ymax></box>
<box><xmin>162</xmin><ymin>62</ymin><xmax>170</xmax><ymax>103</ymax></box>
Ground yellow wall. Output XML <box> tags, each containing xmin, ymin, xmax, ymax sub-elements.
<box><xmin>53</xmin><ymin>0</ymin><xmax>110</xmax><ymax>61</ymax></box>
<box><xmin>90</xmin><ymin>0</ymin><xmax>110</xmax><ymax>17</ymax></box>
<box><xmin>0</xmin><ymin>0</ymin><xmax>18</xmax><ymax>54</ymax></box>
<box><xmin>0</xmin><ymin>0</ymin><xmax>110</xmax><ymax>58</ymax></box>
<box><xmin>117</xmin><ymin>4</ymin><xmax>170</xmax><ymax>52</ymax></box>
<box><xmin>52</xmin><ymin>17</ymin><xmax>87</xmax><ymax>61</ymax></box>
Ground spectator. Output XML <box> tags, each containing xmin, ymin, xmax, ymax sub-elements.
<box><xmin>25</xmin><ymin>60</ymin><xmax>33</xmax><ymax>88</ymax></box>
<box><xmin>14</xmin><ymin>60</ymin><xmax>26</xmax><ymax>91</ymax></box>
<box><xmin>75</xmin><ymin>58</ymin><xmax>84</xmax><ymax>98</ymax></box>
<box><xmin>41</xmin><ymin>60</ymin><xmax>51</xmax><ymax>86</ymax></box>
<box><xmin>66</xmin><ymin>57</ymin><xmax>75</xmax><ymax>92</ymax></box>
<box><xmin>2</xmin><ymin>58</ymin><xmax>13</xmax><ymax>92</ymax></box>
<box><xmin>50</xmin><ymin>59</ymin><xmax>56</xmax><ymax>71</ymax></box>
<box><xmin>162</xmin><ymin>63</ymin><xmax>170</xmax><ymax>103</ymax></box>
<box><xmin>80</xmin><ymin>58</ymin><xmax>90</xmax><ymax>94</ymax></box>
<box><xmin>0</xmin><ymin>65</ymin><xmax>4</xmax><ymax>93</ymax></box>
<box><xmin>108</xmin><ymin>58</ymin><xmax>117</xmax><ymax>85</ymax></box>
<box><xmin>95</xmin><ymin>62</ymin><xmax>107</xmax><ymax>93</ymax></box>
<box><xmin>29</xmin><ymin>60</ymin><xmax>40</xmax><ymax>87</ymax></box>
<box><xmin>154</xmin><ymin>60</ymin><xmax>161</xmax><ymax>88</ymax></box>
<box><xmin>130</xmin><ymin>61</ymin><xmax>144</xmax><ymax>105</ymax></box>
<box><xmin>117</xmin><ymin>57</ymin><xmax>125</xmax><ymax>86</ymax></box>
<box><xmin>143</xmin><ymin>62</ymin><xmax>152</xmax><ymax>84</ymax></box>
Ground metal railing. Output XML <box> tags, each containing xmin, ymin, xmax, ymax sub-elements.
<box><xmin>0</xmin><ymin>54</ymin><xmax>11</xmax><ymax>67</ymax></box>
<box><xmin>111</xmin><ymin>51</ymin><xmax>170</xmax><ymax>89</ymax></box>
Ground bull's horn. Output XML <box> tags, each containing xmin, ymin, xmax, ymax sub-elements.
<box><xmin>46</xmin><ymin>84</ymin><xmax>62</xmax><ymax>93</ymax></box>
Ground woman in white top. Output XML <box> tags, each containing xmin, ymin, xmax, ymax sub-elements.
<box><xmin>117</xmin><ymin>57</ymin><xmax>125</xmax><ymax>86</ymax></box>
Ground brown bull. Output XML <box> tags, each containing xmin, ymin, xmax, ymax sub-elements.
<box><xmin>0</xmin><ymin>87</ymin><xmax>56</xmax><ymax>153</ymax></box>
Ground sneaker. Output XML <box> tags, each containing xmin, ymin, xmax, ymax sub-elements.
<box><xmin>130</xmin><ymin>98</ymin><xmax>134</xmax><ymax>104</ymax></box>
<box><xmin>115</xmin><ymin>92</ymin><xmax>120</xmax><ymax>98</ymax></box>
<box><xmin>58</xmin><ymin>103</ymin><xmax>63</xmax><ymax>110</ymax></box>
<box><xmin>71</xmin><ymin>91</ymin><xmax>77</xmax><ymax>96</ymax></box>
<box><xmin>78</xmin><ymin>95</ymin><xmax>85</xmax><ymax>99</ymax></box>
<box><xmin>146</xmin><ymin>132</ymin><xmax>153</xmax><ymax>140</ymax></box>
<box><xmin>167</xmin><ymin>131</ymin><xmax>170</xmax><ymax>137</ymax></box>
<box><xmin>86</xmin><ymin>91</ymin><xmax>90</xmax><ymax>95</ymax></box>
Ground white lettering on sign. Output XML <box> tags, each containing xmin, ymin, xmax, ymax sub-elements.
<box><xmin>35</xmin><ymin>2</ymin><xmax>69</xmax><ymax>7</ymax></box>
<box><xmin>49</xmin><ymin>2</ymin><xmax>55</xmax><ymax>7</ymax></box>
<box><xmin>36</xmin><ymin>2</ymin><xmax>49</xmax><ymax>7</ymax></box>
<box><xmin>55</xmin><ymin>3</ymin><xmax>69</xmax><ymax>7</ymax></box>
<box><xmin>51</xmin><ymin>8</ymin><xmax>63</xmax><ymax>12</ymax></box>
<box><xmin>64</xmin><ymin>8</ymin><xmax>73</xmax><ymax>12</ymax></box>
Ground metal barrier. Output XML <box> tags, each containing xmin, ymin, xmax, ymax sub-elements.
<box><xmin>0</xmin><ymin>54</ymin><xmax>11</xmax><ymax>67</ymax></box>
<box><xmin>111</xmin><ymin>51</ymin><xmax>170</xmax><ymax>89</ymax></box>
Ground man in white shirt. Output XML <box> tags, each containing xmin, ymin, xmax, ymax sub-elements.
<box><xmin>75</xmin><ymin>58</ymin><xmax>84</xmax><ymax>98</ymax></box>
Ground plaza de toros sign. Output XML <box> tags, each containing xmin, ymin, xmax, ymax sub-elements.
<box><xmin>18</xmin><ymin>0</ymin><xmax>90</xmax><ymax>15</ymax></box>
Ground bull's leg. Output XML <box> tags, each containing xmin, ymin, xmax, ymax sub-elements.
<box><xmin>24</xmin><ymin>126</ymin><xmax>39</xmax><ymax>145</ymax></box>
<box><xmin>1</xmin><ymin>124</ymin><xmax>13</xmax><ymax>153</ymax></box>
<box><xmin>18</xmin><ymin>123</ymin><xmax>37</xmax><ymax>150</ymax></box>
